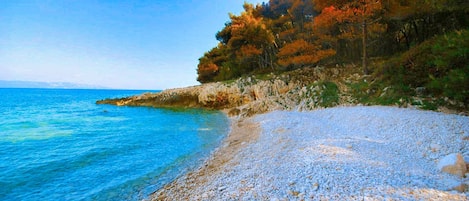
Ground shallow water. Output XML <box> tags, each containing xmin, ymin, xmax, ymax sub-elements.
<box><xmin>0</xmin><ymin>88</ymin><xmax>229</xmax><ymax>200</ymax></box>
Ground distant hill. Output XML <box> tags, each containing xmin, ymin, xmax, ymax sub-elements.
<box><xmin>0</xmin><ymin>80</ymin><xmax>108</xmax><ymax>89</ymax></box>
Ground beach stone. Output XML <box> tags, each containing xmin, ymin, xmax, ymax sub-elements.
<box><xmin>288</xmin><ymin>190</ymin><xmax>300</xmax><ymax>197</ymax></box>
<box><xmin>312</xmin><ymin>183</ymin><xmax>319</xmax><ymax>191</ymax></box>
<box><xmin>437</xmin><ymin>153</ymin><xmax>467</xmax><ymax>177</ymax></box>
<box><xmin>452</xmin><ymin>183</ymin><xmax>468</xmax><ymax>192</ymax></box>
<box><xmin>201</xmin><ymin>192</ymin><xmax>209</xmax><ymax>199</ymax></box>
<box><xmin>415</xmin><ymin>87</ymin><xmax>426</xmax><ymax>95</ymax></box>
<box><xmin>430</xmin><ymin>144</ymin><xmax>441</xmax><ymax>152</ymax></box>
<box><xmin>228</xmin><ymin>108</ymin><xmax>241</xmax><ymax>116</ymax></box>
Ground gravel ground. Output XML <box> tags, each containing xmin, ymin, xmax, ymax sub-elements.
<box><xmin>152</xmin><ymin>106</ymin><xmax>469</xmax><ymax>200</ymax></box>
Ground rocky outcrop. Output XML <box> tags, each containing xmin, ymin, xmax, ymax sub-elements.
<box><xmin>97</xmin><ymin>64</ymin><xmax>469</xmax><ymax>117</ymax></box>
<box><xmin>437</xmin><ymin>153</ymin><xmax>468</xmax><ymax>178</ymax></box>
<box><xmin>436</xmin><ymin>153</ymin><xmax>469</xmax><ymax>192</ymax></box>
<box><xmin>97</xmin><ymin>85</ymin><xmax>202</xmax><ymax>108</ymax></box>
<box><xmin>97</xmin><ymin>67</ymin><xmax>357</xmax><ymax>117</ymax></box>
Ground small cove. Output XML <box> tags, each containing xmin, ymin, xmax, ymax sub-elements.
<box><xmin>0</xmin><ymin>88</ymin><xmax>229</xmax><ymax>200</ymax></box>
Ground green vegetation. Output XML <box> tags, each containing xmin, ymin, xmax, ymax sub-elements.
<box><xmin>302</xmin><ymin>81</ymin><xmax>339</xmax><ymax>108</ymax></box>
<box><xmin>371</xmin><ymin>29</ymin><xmax>469</xmax><ymax>110</ymax></box>
<box><xmin>197</xmin><ymin>0</ymin><xmax>469</xmax><ymax>84</ymax></box>
<box><xmin>196</xmin><ymin>0</ymin><xmax>469</xmax><ymax>112</ymax></box>
<box><xmin>318</xmin><ymin>81</ymin><xmax>339</xmax><ymax>107</ymax></box>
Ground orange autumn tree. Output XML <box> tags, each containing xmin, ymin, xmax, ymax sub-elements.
<box><xmin>197</xmin><ymin>3</ymin><xmax>275</xmax><ymax>83</ymax></box>
<box><xmin>277</xmin><ymin>39</ymin><xmax>336</xmax><ymax>68</ymax></box>
<box><xmin>217</xmin><ymin>3</ymin><xmax>275</xmax><ymax>75</ymax></box>
<box><xmin>197</xmin><ymin>0</ymin><xmax>469</xmax><ymax>83</ymax></box>
<box><xmin>275</xmin><ymin>0</ymin><xmax>335</xmax><ymax>69</ymax></box>
<box><xmin>197</xmin><ymin>63</ymin><xmax>218</xmax><ymax>83</ymax></box>
<box><xmin>313</xmin><ymin>0</ymin><xmax>385</xmax><ymax>74</ymax></box>
<box><xmin>289</xmin><ymin>0</ymin><xmax>314</xmax><ymax>33</ymax></box>
<box><xmin>197</xmin><ymin>44</ymin><xmax>228</xmax><ymax>83</ymax></box>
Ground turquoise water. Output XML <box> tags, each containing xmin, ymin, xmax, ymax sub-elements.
<box><xmin>0</xmin><ymin>88</ymin><xmax>229</xmax><ymax>200</ymax></box>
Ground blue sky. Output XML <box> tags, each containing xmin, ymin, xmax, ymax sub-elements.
<box><xmin>0</xmin><ymin>0</ymin><xmax>266</xmax><ymax>89</ymax></box>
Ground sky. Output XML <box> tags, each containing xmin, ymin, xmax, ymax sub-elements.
<box><xmin>0</xmin><ymin>0</ymin><xmax>266</xmax><ymax>89</ymax></box>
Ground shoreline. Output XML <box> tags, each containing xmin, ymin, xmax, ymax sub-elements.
<box><xmin>150</xmin><ymin>106</ymin><xmax>469</xmax><ymax>200</ymax></box>
<box><xmin>151</xmin><ymin>112</ymin><xmax>261</xmax><ymax>200</ymax></box>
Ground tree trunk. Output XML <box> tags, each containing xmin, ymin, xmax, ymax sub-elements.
<box><xmin>362</xmin><ymin>19</ymin><xmax>368</xmax><ymax>75</ymax></box>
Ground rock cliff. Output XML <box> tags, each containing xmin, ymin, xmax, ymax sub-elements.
<box><xmin>97</xmin><ymin>67</ymin><xmax>362</xmax><ymax>117</ymax></box>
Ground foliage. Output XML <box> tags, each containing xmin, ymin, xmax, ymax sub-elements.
<box><xmin>320</xmin><ymin>81</ymin><xmax>340</xmax><ymax>107</ymax></box>
<box><xmin>197</xmin><ymin>0</ymin><xmax>469</xmax><ymax>85</ymax></box>
<box><xmin>277</xmin><ymin>39</ymin><xmax>335</xmax><ymax>68</ymax></box>
<box><xmin>374</xmin><ymin>29</ymin><xmax>469</xmax><ymax>108</ymax></box>
<box><xmin>304</xmin><ymin>81</ymin><xmax>339</xmax><ymax>107</ymax></box>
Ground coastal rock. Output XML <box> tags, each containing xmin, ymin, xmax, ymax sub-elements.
<box><xmin>96</xmin><ymin>67</ymin><xmax>350</xmax><ymax>116</ymax></box>
<box><xmin>452</xmin><ymin>183</ymin><xmax>468</xmax><ymax>192</ymax></box>
<box><xmin>228</xmin><ymin>108</ymin><xmax>241</xmax><ymax>117</ymax></box>
<box><xmin>312</xmin><ymin>183</ymin><xmax>319</xmax><ymax>191</ymax></box>
<box><xmin>437</xmin><ymin>153</ymin><xmax>467</xmax><ymax>177</ymax></box>
<box><xmin>430</xmin><ymin>144</ymin><xmax>441</xmax><ymax>152</ymax></box>
<box><xmin>218</xmin><ymin>186</ymin><xmax>227</xmax><ymax>191</ymax></box>
<box><xmin>463</xmin><ymin>133</ymin><xmax>469</xmax><ymax>141</ymax></box>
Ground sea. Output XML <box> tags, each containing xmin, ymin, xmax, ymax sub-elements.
<box><xmin>0</xmin><ymin>88</ymin><xmax>229</xmax><ymax>200</ymax></box>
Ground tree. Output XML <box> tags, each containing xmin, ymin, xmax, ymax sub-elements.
<box><xmin>382</xmin><ymin>0</ymin><xmax>469</xmax><ymax>50</ymax></box>
<box><xmin>197</xmin><ymin>0</ymin><xmax>469</xmax><ymax>83</ymax></box>
<box><xmin>197</xmin><ymin>3</ymin><xmax>278</xmax><ymax>83</ymax></box>
<box><xmin>277</xmin><ymin>39</ymin><xmax>335</xmax><ymax>68</ymax></box>
<box><xmin>265</xmin><ymin>0</ymin><xmax>294</xmax><ymax>18</ymax></box>
<box><xmin>217</xmin><ymin>3</ymin><xmax>276</xmax><ymax>74</ymax></box>
<box><xmin>313</xmin><ymin>0</ymin><xmax>384</xmax><ymax>74</ymax></box>
<box><xmin>289</xmin><ymin>0</ymin><xmax>315</xmax><ymax>32</ymax></box>
<box><xmin>197</xmin><ymin>44</ymin><xmax>228</xmax><ymax>83</ymax></box>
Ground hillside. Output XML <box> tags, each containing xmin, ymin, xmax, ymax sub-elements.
<box><xmin>98</xmin><ymin>1</ymin><xmax>469</xmax><ymax>116</ymax></box>
<box><xmin>97</xmin><ymin>60</ymin><xmax>467</xmax><ymax>117</ymax></box>
<box><xmin>195</xmin><ymin>0</ymin><xmax>469</xmax><ymax>84</ymax></box>
<box><xmin>97</xmin><ymin>66</ymin><xmax>354</xmax><ymax>117</ymax></box>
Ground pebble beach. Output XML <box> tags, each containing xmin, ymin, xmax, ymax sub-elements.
<box><xmin>152</xmin><ymin>106</ymin><xmax>469</xmax><ymax>200</ymax></box>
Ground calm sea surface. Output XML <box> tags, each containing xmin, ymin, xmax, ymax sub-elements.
<box><xmin>0</xmin><ymin>88</ymin><xmax>229</xmax><ymax>200</ymax></box>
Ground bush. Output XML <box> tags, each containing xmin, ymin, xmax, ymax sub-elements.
<box><xmin>374</xmin><ymin>29</ymin><xmax>469</xmax><ymax>108</ymax></box>
<box><xmin>320</xmin><ymin>81</ymin><xmax>339</xmax><ymax>107</ymax></box>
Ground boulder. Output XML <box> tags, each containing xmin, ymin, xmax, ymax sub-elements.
<box><xmin>452</xmin><ymin>183</ymin><xmax>468</xmax><ymax>193</ymax></box>
<box><xmin>228</xmin><ymin>108</ymin><xmax>240</xmax><ymax>116</ymax></box>
<box><xmin>437</xmin><ymin>153</ymin><xmax>467</xmax><ymax>177</ymax></box>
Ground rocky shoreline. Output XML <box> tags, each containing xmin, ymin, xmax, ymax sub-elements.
<box><xmin>151</xmin><ymin>106</ymin><xmax>469</xmax><ymax>200</ymax></box>
<box><xmin>97</xmin><ymin>67</ymin><xmax>360</xmax><ymax>117</ymax></box>
<box><xmin>151</xmin><ymin>115</ymin><xmax>261</xmax><ymax>200</ymax></box>
<box><xmin>97</xmin><ymin>66</ymin><xmax>466</xmax><ymax>117</ymax></box>
<box><xmin>96</xmin><ymin>67</ymin><xmax>469</xmax><ymax>200</ymax></box>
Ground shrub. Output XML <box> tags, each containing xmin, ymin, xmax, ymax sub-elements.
<box><xmin>374</xmin><ymin>29</ymin><xmax>469</xmax><ymax>108</ymax></box>
<box><xmin>320</xmin><ymin>81</ymin><xmax>339</xmax><ymax>107</ymax></box>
